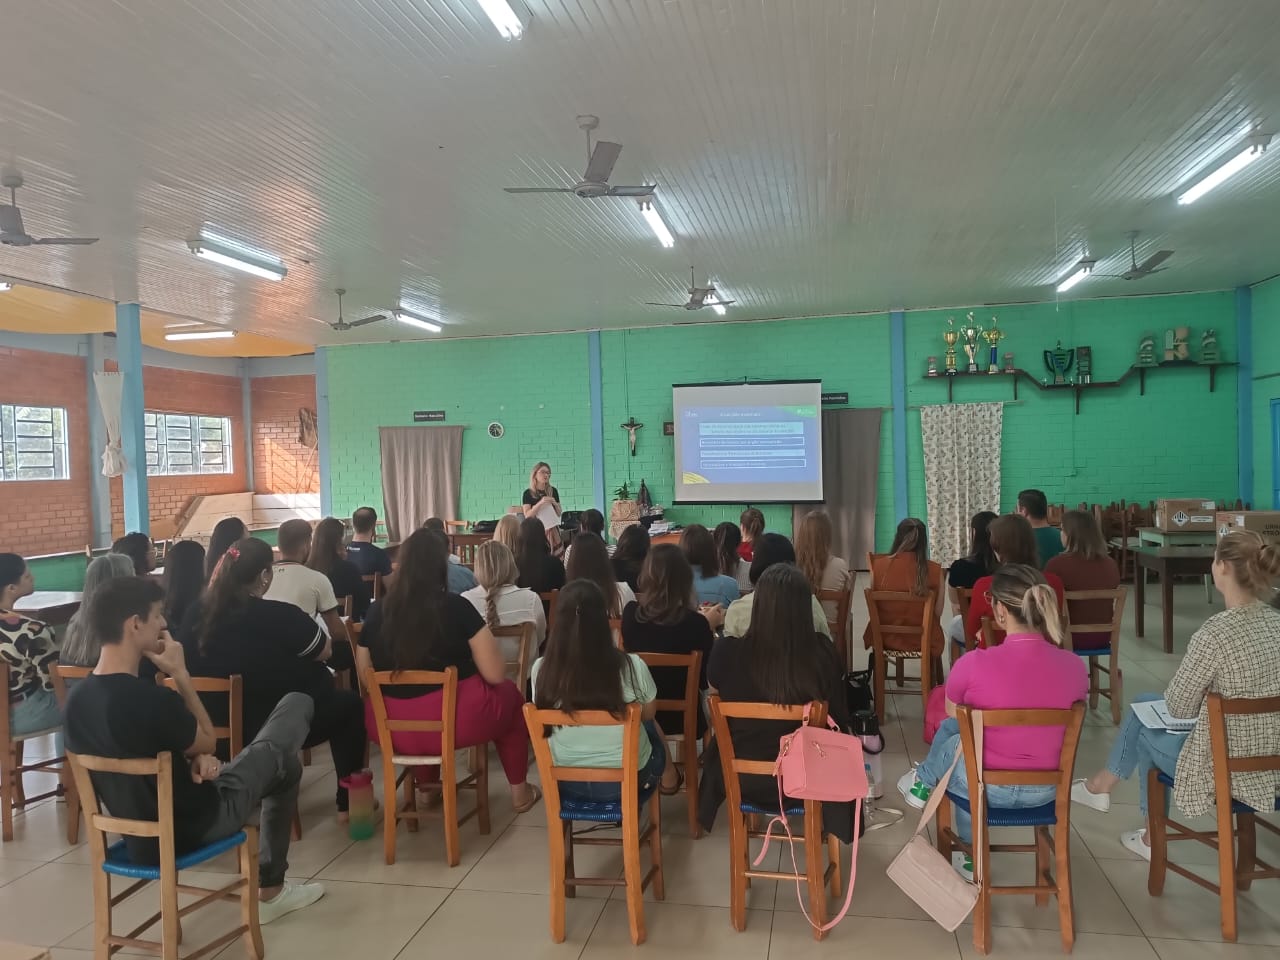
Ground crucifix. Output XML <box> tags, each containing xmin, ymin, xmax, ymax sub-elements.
<box><xmin>620</xmin><ymin>417</ymin><xmax>643</xmax><ymax>456</ymax></box>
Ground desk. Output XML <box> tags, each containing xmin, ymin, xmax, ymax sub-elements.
<box><xmin>650</xmin><ymin>532</ymin><xmax>682</xmax><ymax>546</ymax></box>
<box><xmin>13</xmin><ymin>591</ymin><xmax>83</xmax><ymax>626</ymax></box>
<box><xmin>1133</xmin><ymin>547</ymin><xmax>1216</xmax><ymax>654</ymax></box>
<box><xmin>1136</xmin><ymin>527</ymin><xmax>1216</xmax><ymax>548</ymax></box>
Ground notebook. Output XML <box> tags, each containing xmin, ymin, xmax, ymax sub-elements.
<box><xmin>1131</xmin><ymin>699</ymin><xmax>1196</xmax><ymax>733</ymax></box>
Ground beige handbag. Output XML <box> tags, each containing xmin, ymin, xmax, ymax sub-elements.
<box><xmin>885</xmin><ymin>714</ymin><xmax>983</xmax><ymax>932</ymax></box>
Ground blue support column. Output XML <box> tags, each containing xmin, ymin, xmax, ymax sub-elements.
<box><xmin>890</xmin><ymin>310</ymin><xmax>909</xmax><ymax>523</ymax></box>
<box><xmin>115</xmin><ymin>303</ymin><xmax>150</xmax><ymax>534</ymax></box>
<box><xmin>85</xmin><ymin>334</ymin><xmax>113</xmax><ymax>547</ymax></box>
<box><xmin>587</xmin><ymin>331</ymin><xmax>606</xmax><ymax>512</ymax></box>
<box><xmin>316</xmin><ymin>347</ymin><xmax>333</xmax><ymax>516</ymax></box>
<box><xmin>1236</xmin><ymin>285</ymin><xmax>1253</xmax><ymax>506</ymax></box>
<box><xmin>239</xmin><ymin>360</ymin><xmax>255</xmax><ymax>492</ymax></box>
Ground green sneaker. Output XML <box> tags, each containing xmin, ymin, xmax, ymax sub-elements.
<box><xmin>897</xmin><ymin>768</ymin><xmax>931</xmax><ymax>809</ymax></box>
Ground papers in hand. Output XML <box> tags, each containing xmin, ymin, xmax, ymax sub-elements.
<box><xmin>532</xmin><ymin>501</ymin><xmax>560</xmax><ymax>530</ymax></box>
<box><xmin>1131</xmin><ymin>699</ymin><xmax>1196</xmax><ymax>733</ymax></box>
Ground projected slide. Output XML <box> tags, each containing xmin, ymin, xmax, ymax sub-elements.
<box><xmin>672</xmin><ymin>381</ymin><xmax>823</xmax><ymax>503</ymax></box>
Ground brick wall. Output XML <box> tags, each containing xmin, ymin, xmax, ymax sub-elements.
<box><xmin>0</xmin><ymin>346</ymin><xmax>92</xmax><ymax>556</ymax></box>
<box><xmin>251</xmin><ymin>375</ymin><xmax>318</xmax><ymax>494</ymax></box>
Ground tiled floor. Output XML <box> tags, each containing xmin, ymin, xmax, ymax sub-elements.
<box><xmin>3</xmin><ymin>582</ymin><xmax>1279</xmax><ymax>958</ymax></box>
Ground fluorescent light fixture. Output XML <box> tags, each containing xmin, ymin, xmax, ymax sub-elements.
<box><xmin>1176</xmin><ymin>134</ymin><xmax>1271</xmax><ymax>205</ymax></box>
<box><xmin>476</xmin><ymin>0</ymin><xmax>528</xmax><ymax>39</ymax></box>
<box><xmin>639</xmin><ymin>200</ymin><xmax>675</xmax><ymax>248</ymax></box>
<box><xmin>394</xmin><ymin>308</ymin><xmax>443</xmax><ymax>333</ymax></box>
<box><xmin>187</xmin><ymin>230</ymin><xmax>287</xmax><ymax>281</ymax></box>
<box><xmin>1056</xmin><ymin>259</ymin><xmax>1096</xmax><ymax>293</ymax></box>
<box><xmin>0</xmin><ymin>282</ymin><xmax>11</xmax><ymax>292</ymax></box>
<box><xmin>165</xmin><ymin>329</ymin><xmax>237</xmax><ymax>341</ymax></box>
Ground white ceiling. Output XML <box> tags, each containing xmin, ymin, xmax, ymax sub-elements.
<box><xmin>1</xmin><ymin>0</ymin><xmax>1280</xmax><ymax>348</ymax></box>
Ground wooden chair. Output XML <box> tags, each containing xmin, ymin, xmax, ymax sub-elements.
<box><xmin>948</xmin><ymin>586</ymin><xmax>975</xmax><ymax>661</ymax></box>
<box><xmin>817</xmin><ymin>585</ymin><xmax>853</xmax><ymax>671</ymax></box>
<box><xmin>159</xmin><ymin>675</ymin><xmax>244</xmax><ymax>757</ymax></box>
<box><xmin>0</xmin><ymin>664</ymin><xmax>72</xmax><ymax>843</ymax></box>
<box><xmin>339</xmin><ymin>595</ymin><xmax>354</xmax><ymax>619</ymax></box>
<box><xmin>522</xmin><ymin>702</ymin><xmax>664</xmax><ymax>945</ymax></box>
<box><xmin>864</xmin><ymin>590</ymin><xmax>939</xmax><ymax>724</ymax></box>
<box><xmin>449</xmin><ymin>533</ymin><xmax>491</xmax><ymax>568</ymax></box>
<box><xmin>936</xmin><ymin>703</ymin><xmax>1086</xmax><ymax>954</ymax></box>
<box><xmin>490</xmin><ymin>621</ymin><xmax>536</xmax><ymax>690</ymax></box>
<box><xmin>362</xmin><ymin>666</ymin><xmax>490</xmax><ymax>866</ymax></box>
<box><xmin>635</xmin><ymin>651</ymin><xmax>703</xmax><ymax>838</ymax></box>
<box><xmin>362</xmin><ymin>572</ymin><xmax>384</xmax><ymax>603</ymax></box>
<box><xmin>1147</xmin><ymin>693</ymin><xmax>1280</xmax><ymax>942</ymax></box>
<box><xmin>1061</xmin><ymin>587</ymin><xmax>1128</xmax><ymax>724</ymax></box>
<box><xmin>539</xmin><ymin>590</ymin><xmax>559</xmax><ymax>633</ymax></box>
<box><xmin>49</xmin><ymin>663</ymin><xmax>94</xmax><ymax>843</ymax></box>
<box><xmin>65</xmin><ymin>750</ymin><xmax>264</xmax><ymax>960</ymax></box>
<box><xmin>708</xmin><ymin>696</ymin><xmax>843</xmax><ymax>941</ymax></box>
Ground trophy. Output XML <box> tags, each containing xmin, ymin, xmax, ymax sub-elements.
<box><xmin>980</xmin><ymin>318</ymin><xmax>1005</xmax><ymax>374</ymax></box>
<box><xmin>1003</xmin><ymin>352</ymin><xmax>1015</xmax><ymax>373</ymax></box>
<box><xmin>959</xmin><ymin>312</ymin><xmax>983</xmax><ymax>373</ymax></box>
<box><xmin>1077</xmin><ymin>346</ymin><xmax>1093</xmax><ymax>383</ymax></box>
<box><xmin>926</xmin><ymin>356</ymin><xmax>939</xmax><ymax>377</ymax></box>
<box><xmin>1199</xmin><ymin>329</ymin><xmax>1220</xmax><ymax>364</ymax></box>
<box><xmin>943</xmin><ymin>319</ymin><xmax>959</xmax><ymax>375</ymax></box>
<box><xmin>1136</xmin><ymin>333</ymin><xmax>1157</xmax><ymax>367</ymax></box>
<box><xmin>1043</xmin><ymin>341</ymin><xmax>1075</xmax><ymax>385</ymax></box>
<box><xmin>1164</xmin><ymin>327</ymin><xmax>1190</xmax><ymax>362</ymax></box>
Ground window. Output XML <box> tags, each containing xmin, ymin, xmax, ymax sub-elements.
<box><xmin>0</xmin><ymin>404</ymin><xmax>71</xmax><ymax>481</ymax></box>
<box><xmin>145</xmin><ymin>412</ymin><xmax>233</xmax><ymax>476</ymax></box>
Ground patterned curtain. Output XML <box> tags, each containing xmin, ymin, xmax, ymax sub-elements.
<box><xmin>920</xmin><ymin>402</ymin><xmax>1004</xmax><ymax>568</ymax></box>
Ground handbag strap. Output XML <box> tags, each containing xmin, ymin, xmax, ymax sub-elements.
<box><xmin>972</xmin><ymin>710</ymin><xmax>985</xmax><ymax>883</ymax></box>
<box><xmin>908</xmin><ymin>749</ymin><xmax>962</xmax><ymax>839</ymax></box>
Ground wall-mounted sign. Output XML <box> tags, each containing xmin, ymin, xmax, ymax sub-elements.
<box><xmin>663</xmin><ymin>421</ymin><xmax>675</xmax><ymax>436</ymax></box>
<box><xmin>413</xmin><ymin>410</ymin><xmax>446</xmax><ymax>422</ymax></box>
<box><xmin>821</xmin><ymin>392</ymin><xmax>849</xmax><ymax>405</ymax></box>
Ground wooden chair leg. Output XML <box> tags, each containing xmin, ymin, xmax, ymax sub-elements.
<box><xmin>895</xmin><ymin>658</ymin><xmax>905</xmax><ymax>688</ymax></box>
<box><xmin>973</xmin><ymin>830</ymin><xmax>992</xmax><ymax>955</ymax></box>
<box><xmin>683</xmin><ymin>733</ymin><xmax>701</xmax><ymax>839</ymax></box>
<box><xmin>1035</xmin><ymin>826</ymin><xmax>1050</xmax><ymax>907</ymax></box>
<box><xmin>1110</xmin><ymin>664</ymin><xmax>1124</xmax><ymax>726</ymax></box>
<box><xmin>472</xmin><ymin>745</ymin><xmax>491</xmax><ymax>835</ymax></box>
<box><xmin>2</xmin><ymin>743</ymin><xmax>14</xmax><ymax>842</ymax></box>
<box><xmin>241</xmin><ymin>827</ymin><xmax>265</xmax><ymax>960</ymax></box>
<box><xmin>441</xmin><ymin>757</ymin><xmax>460</xmax><ymax>868</ymax></box>
<box><xmin>1088</xmin><ymin>660</ymin><xmax>1100</xmax><ymax>711</ymax></box>
<box><xmin>873</xmin><ymin>654</ymin><xmax>886</xmax><ymax>725</ymax></box>
<box><xmin>92</xmin><ymin>868</ymin><xmax>112</xmax><ymax>960</ymax></box>
<box><xmin>729</xmin><ymin>813</ymin><xmax>748</xmax><ymax>931</ymax></box>
<box><xmin>827</xmin><ymin>833</ymin><xmax>843</xmax><ymax>898</ymax></box>
<box><xmin>564</xmin><ymin>821</ymin><xmax>577</xmax><ymax>898</ymax></box>
<box><xmin>62</xmin><ymin>761</ymin><xmax>80</xmax><ymax>845</ymax></box>
<box><xmin>648</xmin><ymin>791</ymin><xmax>665</xmax><ymax>901</ymax></box>
<box><xmin>1216</xmin><ymin>798</ymin><xmax>1239</xmax><ymax>941</ymax></box>
<box><xmin>920</xmin><ymin>649</ymin><xmax>933</xmax><ymax>720</ymax></box>
<box><xmin>621</xmin><ymin>794</ymin><xmax>647</xmax><ymax>945</ymax></box>
<box><xmin>1055</xmin><ymin>824</ymin><xmax>1075</xmax><ymax>953</ymax></box>
<box><xmin>160</xmin><ymin>860</ymin><xmax>180</xmax><ymax>960</ymax></box>
<box><xmin>1147</xmin><ymin>770</ymin><xmax>1168</xmax><ymax>896</ymax></box>
<box><xmin>804</xmin><ymin>807</ymin><xmax>828</xmax><ymax>941</ymax></box>
<box><xmin>547</xmin><ymin>819</ymin><xmax>568</xmax><ymax>943</ymax></box>
<box><xmin>404</xmin><ymin>772</ymin><xmax>420</xmax><ymax>833</ymax></box>
<box><xmin>935</xmin><ymin>796</ymin><xmax>953</xmax><ymax>856</ymax></box>
<box><xmin>1236</xmin><ymin>813</ymin><xmax>1257</xmax><ymax>891</ymax></box>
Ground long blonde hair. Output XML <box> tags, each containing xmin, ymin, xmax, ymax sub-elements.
<box><xmin>1060</xmin><ymin>510</ymin><xmax>1107</xmax><ymax>561</ymax></box>
<box><xmin>473</xmin><ymin>540</ymin><xmax>519</xmax><ymax>629</ymax></box>
<box><xmin>494</xmin><ymin>514</ymin><xmax>521</xmax><ymax>552</ymax></box>
<box><xmin>795</xmin><ymin>510</ymin><xmax>834</xmax><ymax>594</ymax></box>
<box><xmin>989</xmin><ymin>563</ymin><xmax>1065</xmax><ymax>646</ymax></box>
<box><xmin>1215</xmin><ymin>530</ymin><xmax>1280</xmax><ymax>601</ymax></box>
<box><xmin>888</xmin><ymin>517</ymin><xmax>930</xmax><ymax>595</ymax></box>
<box><xmin>528</xmin><ymin>461</ymin><xmax>552</xmax><ymax>498</ymax></box>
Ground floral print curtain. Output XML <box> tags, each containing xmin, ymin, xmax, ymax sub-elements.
<box><xmin>920</xmin><ymin>402</ymin><xmax>1004</xmax><ymax>568</ymax></box>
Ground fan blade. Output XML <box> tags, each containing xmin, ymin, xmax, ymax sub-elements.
<box><xmin>33</xmin><ymin>236</ymin><xmax>99</xmax><ymax>245</ymax></box>
<box><xmin>708</xmin><ymin>299</ymin><xmax>736</xmax><ymax>307</ymax></box>
<box><xmin>643</xmin><ymin>302</ymin><xmax>688</xmax><ymax>308</ymax></box>
<box><xmin>503</xmin><ymin>187</ymin><xmax>576</xmax><ymax>194</ymax></box>
<box><xmin>0</xmin><ymin>205</ymin><xmax>25</xmax><ymax>236</ymax></box>
<box><xmin>347</xmin><ymin>314</ymin><xmax>386</xmax><ymax>328</ymax></box>
<box><xmin>1136</xmin><ymin>249</ymin><xmax>1174</xmax><ymax>273</ymax></box>
<box><xmin>605</xmin><ymin>184</ymin><xmax>657</xmax><ymax>197</ymax></box>
<box><xmin>583</xmin><ymin>140</ymin><xmax>622</xmax><ymax>183</ymax></box>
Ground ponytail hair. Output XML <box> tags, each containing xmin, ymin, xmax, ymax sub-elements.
<box><xmin>989</xmin><ymin>563</ymin><xmax>1065</xmax><ymax>646</ymax></box>
<box><xmin>1215</xmin><ymin>530</ymin><xmax>1280</xmax><ymax>602</ymax></box>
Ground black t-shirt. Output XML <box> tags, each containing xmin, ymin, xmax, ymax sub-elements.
<box><xmin>947</xmin><ymin>556</ymin><xmax>988</xmax><ymax>590</ymax></box>
<box><xmin>359</xmin><ymin>594</ymin><xmax>485</xmax><ymax>698</ymax></box>
<box><xmin>612</xmin><ymin>557</ymin><xmax>644</xmax><ymax>591</ymax></box>
<box><xmin>179</xmin><ymin>597</ymin><xmax>331</xmax><ymax>739</ymax></box>
<box><xmin>620</xmin><ymin>602</ymin><xmax>713</xmax><ymax>736</ymax></box>
<box><xmin>64</xmin><ymin>673</ymin><xmax>220</xmax><ymax>862</ymax></box>
<box><xmin>522</xmin><ymin>486</ymin><xmax>560</xmax><ymax>508</ymax></box>
<box><xmin>517</xmin><ymin>554</ymin><xmax>566</xmax><ymax>596</ymax></box>
<box><xmin>326</xmin><ymin>557</ymin><xmax>368</xmax><ymax>620</ymax></box>
<box><xmin>346</xmin><ymin>541</ymin><xmax>393</xmax><ymax>578</ymax></box>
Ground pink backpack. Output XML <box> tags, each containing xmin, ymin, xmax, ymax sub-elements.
<box><xmin>753</xmin><ymin>703</ymin><xmax>868</xmax><ymax>932</ymax></box>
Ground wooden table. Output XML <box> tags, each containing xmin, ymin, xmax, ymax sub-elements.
<box><xmin>1136</xmin><ymin>526</ymin><xmax>1216</xmax><ymax>547</ymax></box>
<box><xmin>1133</xmin><ymin>546</ymin><xmax>1216</xmax><ymax>653</ymax></box>
<box><xmin>13</xmin><ymin>591</ymin><xmax>83</xmax><ymax>626</ymax></box>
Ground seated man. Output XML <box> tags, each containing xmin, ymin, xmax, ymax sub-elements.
<box><xmin>346</xmin><ymin>506</ymin><xmax>392</xmax><ymax>578</ymax></box>
<box><xmin>1016</xmin><ymin>489</ymin><xmax>1064</xmax><ymax>568</ymax></box>
<box><xmin>63</xmin><ymin>577</ymin><xmax>324</xmax><ymax>923</ymax></box>
<box><xmin>266</xmin><ymin>519</ymin><xmax>351</xmax><ymax>660</ymax></box>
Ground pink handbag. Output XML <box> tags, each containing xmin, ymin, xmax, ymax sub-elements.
<box><xmin>752</xmin><ymin>702</ymin><xmax>868</xmax><ymax>932</ymax></box>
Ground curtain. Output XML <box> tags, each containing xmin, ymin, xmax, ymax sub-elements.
<box><xmin>378</xmin><ymin>426</ymin><xmax>464</xmax><ymax>542</ymax></box>
<box><xmin>920</xmin><ymin>401</ymin><xmax>1004</xmax><ymax>568</ymax></box>
<box><xmin>92</xmin><ymin>371</ymin><xmax>126</xmax><ymax>478</ymax></box>
<box><xmin>793</xmin><ymin>407</ymin><xmax>882</xmax><ymax>569</ymax></box>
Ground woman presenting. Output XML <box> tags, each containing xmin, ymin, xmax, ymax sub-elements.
<box><xmin>523</xmin><ymin>462</ymin><xmax>563</xmax><ymax>554</ymax></box>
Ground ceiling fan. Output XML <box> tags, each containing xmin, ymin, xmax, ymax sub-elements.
<box><xmin>645</xmin><ymin>266</ymin><xmax>734</xmax><ymax>311</ymax></box>
<box><xmin>504</xmin><ymin>115</ymin><xmax>656</xmax><ymax>199</ymax></box>
<box><xmin>0</xmin><ymin>172</ymin><xmax>99</xmax><ymax>246</ymax></box>
<box><xmin>1100</xmin><ymin>232</ymin><xmax>1174</xmax><ymax>281</ymax></box>
<box><xmin>321</xmin><ymin>289</ymin><xmax>386</xmax><ymax>331</ymax></box>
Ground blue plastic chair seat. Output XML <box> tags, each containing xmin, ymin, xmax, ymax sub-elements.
<box><xmin>102</xmin><ymin>832</ymin><xmax>248</xmax><ymax>879</ymax></box>
<box><xmin>1154</xmin><ymin>771</ymin><xmax>1279</xmax><ymax>814</ymax></box>
<box><xmin>1071</xmin><ymin>646</ymin><xmax>1111</xmax><ymax>658</ymax></box>
<box><xmin>945</xmin><ymin>792</ymin><xmax>1057</xmax><ymax>827</ymax></box>
<box><xmin>741</xmin><ymin>801</ymin><xmax>805</xmax><ymax>817</ymax></box>
<box><xmin>558</xmin><ymin>784</ymin><xmax>659</xmax><ymax>823</ymax></box>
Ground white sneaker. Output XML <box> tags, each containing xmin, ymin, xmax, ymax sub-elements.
<box><xmin>951</xmin><ymin>851</ymin><xmax>974</xmax><ymax>882</ymax></box>
<box><xmin>1120</xmin><ymin>829</ymin><xmax>1152</xmax><ymax>862</ymax></box>
<box><xmin>897</xmin><ymin>768</ymin><xmax>931</xmax><ymax>809</ymax></box>
<box><xmin>259</xmin><ymin>880</ymin><xmax>325</xmax><ymax>925</ymax></box>
<box><xmin>1070</xmin><ymin>779</ymin><xmax>1111</xmax><ymax>813</ymax></box>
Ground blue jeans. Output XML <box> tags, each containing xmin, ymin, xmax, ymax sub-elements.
<box><xmin>9</xmin><ymin>688</ymin><xmax>63</xmax><ymax>756</ymax></box>
<box><xmin>917</xmin><ymin>717</ymin><xmax>1057</xmax><ymax>843</ymax></box>
<box><xmin>558</xmin><ymin>720</ymin><xmax>668</xmax><ymax>804</ymax></box>
<box><xmin>1105</xmin><ymin>693</ymin><xmax>1187</xmax><ymax>814</ymax></box>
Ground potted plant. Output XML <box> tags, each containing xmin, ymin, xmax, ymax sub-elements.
<box><xmin>610</xmin><ymin>482</ymin><xmax>641</xmax><ymax>527</ymax></box>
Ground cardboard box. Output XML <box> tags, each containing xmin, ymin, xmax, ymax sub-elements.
<box><xmin>1215</xmin><ymin>511</ymin><xmax>1280</xmax><ymax>545</ymax></box>
<box><xmin>1154</xmin><ymin>498</ymin><xmax>1218</xmax><ymax>532</ymax></box>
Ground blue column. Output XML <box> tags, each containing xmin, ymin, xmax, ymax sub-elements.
<box><xmin>1236</xmin><ymin>285</ymin><xmax>1253</xmax><ymax>506</ymax></box>
<box><xmin>115</xmin><ymin>303</ymin><xmax>150</xmax><ymax>534</ymax></box>
<box><xmin>890</xmin><ymin>310</ymin><xmax>909</xmax><ymax>522</ymax></box>
<box><xmin>587</xmin><ymin>331</ymin><xmax>606</xmax><ymax>511</ymax></box>
<box><xmin>315</xmin><ymin>347</ymin><xmax>333</xmax><ymax>516</ymax></box>
<box><xmin>239</xmin><ymin>360</ymin><xmax>255</xmax><ymax>492</ymax></box>
<box><xmin>85</xmin><ymin>334</ymin><xmax>113</xmax><ymax>547</ymax></box>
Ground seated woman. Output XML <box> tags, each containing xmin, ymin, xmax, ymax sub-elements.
<box><xmin>515</xmin><ymin>516</ymin><xmax>567</xmax><ymax>597</ymax></box>
<box><xmin>723</xmin><ymin>534</ymin><xmax>831</xmax><ymax>640</ymax></box>
<box><xmin>680</xmin><ymin>524</ymin><xmax>740</xmax><ymax>609</ymax></box>
<box><xmin>898</xmin><ymin>564</ymin><xmax>1088</xmax><ymax>877</ymax></box>
<box><xmin>162</xmin><ymin>540</ymin><xmax>207</xmax><ymax>636</ymax></box>
<box><xmin>112</xmin><ymin>532</ymin><xmax>156</xmax><ymax>576</ymax></box>
<box><xmin>1071</xmin><ymin>531</ymin><xmax>1280</xmax><ymax>860</ymax></box>
<box><xmin>181</xmin><ymin>537</ymin><xmax>366</xmax><ymax>819</ymax></box>
<box><xmin>462</xmin><ymin>540</ymin><xmax>547</xmax><ymax>656</ymax></box>
<box><xmin>611</xmin><ymin>524</ymin><xmax>651</xmax><ymax>592</ymax></box>
<box><xmin>944</xmin><ymin>511</ymin><xmax>998</xmax><ymax>647</ymax></box>
<box><xmin>699</xmin><ymin>564</ymin><xmax>855</xmax><ymax>842</ymax></box>
<box><xmin>205</xmin><ymin>516</ymin><xmax>247</xmax><ymax>580</ymax></box>
<box><xmin>565</xmin><ymin>532</ymin><xmax>635</xmax><ymax>617</ymax></box>
<box><xmin>60</xmin><ymin>554</ymin><xmax>136</xmax><ymax>668</ymax></box>
<box><xmin>964</xmin><ymin>515</ymin><xmax>1064</xmax><ymax>649</ymax></box>
<box><xmin>358</xmin><ymin>530</ymin><xmax>540</xmax><ymax>812</ymax></box>
<box><xmin>562</xmin><ymin>508</ymin><xmax>608</xmax><ymax>569</ymax></box>
<box><xmin>531</xmin><ymin>580</ymin><xmax>679</xmax><ymax>801</ymax></box>
<box><xmin>863</xmin><ymin>518</ymin><xmax>945</xmax><ymax>661</ymax></box>
<box><xmin>796</xmin><ymin>509</ymin><xmax>851</xmax><ymax>621</ymax></box>
<box><xmin>737</xmin><ymin>508</ymin><xmax>765</xmax><ymax>562</ymax></box>
<box><xmin>714</xmin><ymin>522</ymin><xmax>752</xmax><ymax>592</ymax></box>
<box><xmin>621</xmin><ymin>544</ymin><xmax>720</xmax><ymax>746</ymax></box>
<box><xmin>493</xmin><ymin>514</ymin><xmax>522</xmax><ymax>554</ymax></box>
<box><xmin>1044</xmin><ymin>510</ymin><xmax>1121</xmax><ymax>651</ymax></box>
<box><xmin>307</xmin><ymin>516</ymin><xmax>368</xmax><ymax>620</ymax></box>
<box><xmin>0</xmin><ymin>554</ymin><xmax>61</xmax><ymax>743</ymax></box>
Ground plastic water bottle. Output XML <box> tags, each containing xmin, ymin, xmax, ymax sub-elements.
<box><xmin>340</xmin><ymin>770</ymin><xmax>376</xmax><ymax>841</ymax></box>
<box><xmin>853</xmin><ymin>711</ymin><xmax>884</xmax><ymax>799</ymax></box>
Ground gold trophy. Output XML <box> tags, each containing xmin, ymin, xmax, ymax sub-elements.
<box><xmin>959</xmin><ymin>312</ymin><xmax>983</xmax><ymax>373</ymax></box>
<box><xmin>981</xmin><ymin>318</ymin><xmax>1005</xmax><ymax>374</ymax></box>
<box><xmin>943</xmin><ymin>319</ymin><xmax>959</xmax><ymax>375</ymax></box>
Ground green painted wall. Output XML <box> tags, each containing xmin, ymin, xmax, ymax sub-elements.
<box><xmin>1252</xmin><ymin>275</ymin><xmax>1280</xmax><ymax>510</ymax></box>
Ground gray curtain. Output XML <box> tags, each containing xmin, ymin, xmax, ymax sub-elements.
<box><xmin>793</xmin><ymin>407</ymin><xmax>882</xmax><ymax>569</ymax></box>
<box><xmin>378</xmin><ymin>426</ymin><xmax>463</xmax><ymax>542</ymax></box>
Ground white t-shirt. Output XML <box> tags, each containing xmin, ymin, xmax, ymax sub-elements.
<box><xmin>461</xmin><ymin>583</ymin><xmax>547</xmax><ymax>649</ymax></box>
<box><xmin>265</xmin><ymin>562</ymin><xmax>341</xmax><ymax>619</ymax></box>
